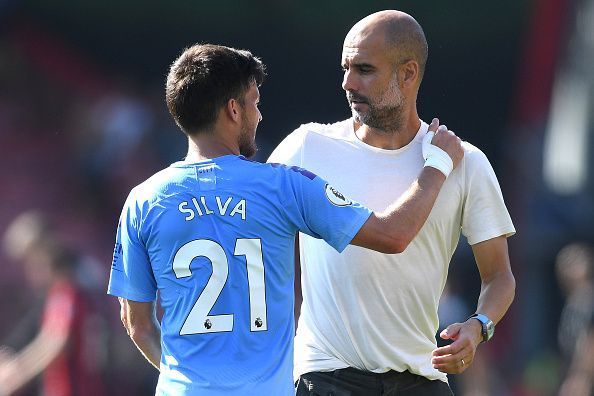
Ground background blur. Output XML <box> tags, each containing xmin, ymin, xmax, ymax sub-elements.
<box><xmin>1</xmin><ymin>0</ymin><xmax>593</xmax><ymax>395</ymax></box>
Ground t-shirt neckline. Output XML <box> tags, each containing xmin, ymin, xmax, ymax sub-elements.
<box><xmin>348</xmin><ymin>119</ymin><xmax>428</xmax><ymax>155</ymax></box>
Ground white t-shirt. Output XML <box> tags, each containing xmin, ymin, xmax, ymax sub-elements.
<box><xmin>267</xmin><ymin>119</ymin><xmax>515</xmax><ymax>383</ymax></box>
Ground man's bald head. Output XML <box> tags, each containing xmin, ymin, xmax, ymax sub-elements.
<box><xmin>345</xmin><ymin>10</ymin><xmax>428</xmax><ymax>79</ymax></box>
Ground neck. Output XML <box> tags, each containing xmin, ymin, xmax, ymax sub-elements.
<box><xmin>354</xmin><ymin>111</ymin><xmax>422</xmax><ymax>150</ymax></box>
<box><xmin>185</xmin><ymin>132</ymin><xmax>240</xmax><ymax>162</ymax></box>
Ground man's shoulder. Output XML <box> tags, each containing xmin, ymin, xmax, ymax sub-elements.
<box><xmin>269</xmin><ymin>119</ymin><xmax>352</xmax><ymax>165</ymax></box>
<box><xmin>461</xmin><ymin>140</ymin><xmax>491</xmax><ymax>169</ymax></box>
<box><xmin>125</xmin><ymin>165</ymin><xmax>188</xmax><ymax>208</ymax></box>
<box><xmin>293</xmin><ymin>119</ymin><xmax>353</xmax><ymax>141</ymax></box>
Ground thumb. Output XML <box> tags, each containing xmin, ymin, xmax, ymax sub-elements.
<box><xmin>428</xmin><ymin>117</ymin><xmax>439</xmax><ymax>133</ymax></box>
<box><xmin>423</xmin><ymin>118</ymin><xmax>439</xmax><ymax>160</ymax></box>
<box><xmin>422</xmin><ymin>131</ymin><xmax>434</xmax><ymax>160</ymax></box>
<box><xmin>440</xmin><ymin>323</ymin><xmax>463</xmax><ymax>340</ymax></box>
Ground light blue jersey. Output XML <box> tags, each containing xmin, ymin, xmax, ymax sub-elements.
<box><xmin>108</xmin><ymin>155</ymin><xmax>371</xmax><ymax>395</ymax></box>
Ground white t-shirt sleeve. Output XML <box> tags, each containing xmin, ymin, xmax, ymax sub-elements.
<box><xmin>461</xmin><ymin>144</ymin><xmax>516</xmax><ymax>245</ymax></box>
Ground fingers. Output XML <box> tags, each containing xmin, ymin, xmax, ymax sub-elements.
<box><xmin>431</xmin><ymin>321</ymin><xmax>479</xmax><ymax>374</ymax></box>
<box><xmin>431</xmin><ymin>340</ymin><xmax>475</xmax><ymax>374</ymax></box>
<box><xmin>428</xmin><ymin>118</ymin><xmax>439</xmax><ymax>132</ymax></box>
<box><xmin>440</xmin><ymin>323</ymin><xmax>462</xmax><ymax>340</ymax></box>
<box><xmin>429</xmin><ymin>126</ymin><xmax>464</xmax><ymax>169</ymax></box>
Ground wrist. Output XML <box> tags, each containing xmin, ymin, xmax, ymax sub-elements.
<box><xmin>419</xmin><ymin>166</ymin><xmax>446</xmax><ymax>187</ymax></box>
<box><xmin>467</xmin><ymin>313</ymin><xmax>495</xmax><ymax>343</ymax></box>
<box><xmin>424</xmin><ymin>148</ymin><xmax>453</xmax><ymax>177</ymax></box>
<box><xmin>422</xmin><ymin>132</ymin><xmax>454</xmax><ymax>177</ymax></box>
<box><xmin>466</xmin><ymin>318</ymin><xmax>483</xmax><ymax>346</ymax></box>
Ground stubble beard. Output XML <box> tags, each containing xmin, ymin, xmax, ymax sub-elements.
<box><xmin>351</xmin><ymin>77</ymin><xmax>405</xmax><ymax>134</ymax></box>
<box><xmin>238</xmin><ymin>118</ymin><xmax>258</xmax><ymax>158</ymax></box>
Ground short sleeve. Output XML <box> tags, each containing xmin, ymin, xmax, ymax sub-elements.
<box><xmin>107</xmin><ymin>191</ymin><xmax>157</xmax><ymax>302</ymax></box>
<box><xmin>283</xmin><ymin>167</ymin><xmax>372</xmax><ymax>253</ymax></box>
<box><xmin>461</xmin><ymin>146</ymin><xmax>516</xmax><ymax>245</ymax></box>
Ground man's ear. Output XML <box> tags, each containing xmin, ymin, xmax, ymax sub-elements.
<box><xmin>399</xmin><ymin>60</ymin><xmax>420</xmax><ymax>89</ymax></box>
<box><xmin>225</xmin><ymin>98</ymin><xmax>242</xmax><ymax>123</ymax></box>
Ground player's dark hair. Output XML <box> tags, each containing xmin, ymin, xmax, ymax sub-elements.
<box><xmin>165</xmin><ymin>44</ymin><xmax>266</xmax><ymax>135</ymax></box>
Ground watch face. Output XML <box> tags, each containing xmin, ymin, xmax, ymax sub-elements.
<box><xmin>471</xmin><ymin>314</ymin><xmax>495</xmax><ymax>342</ymax></box>
<box><xmin>486</xmin><ymin>321</ymin><xmax>495</xmax><ymax>340</ymax></box>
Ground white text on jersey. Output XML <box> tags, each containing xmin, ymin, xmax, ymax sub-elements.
<box><xmin>178</xmin><ymin>196</ymin><xmax>247</xmax><ymax>221</ymax></box>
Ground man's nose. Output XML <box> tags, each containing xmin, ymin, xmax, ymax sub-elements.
<box><xmin>342</xmin><ymin>69</ymin><xmax>357</xmax><ymax>92</ymax></box>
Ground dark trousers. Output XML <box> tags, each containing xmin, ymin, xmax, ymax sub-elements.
<box><xmin>295</xmin><ymin>367</ymin><xmax>454</xmax><ymax>396</ymax></box>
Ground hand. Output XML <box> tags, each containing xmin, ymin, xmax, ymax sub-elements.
<box><xmin>431</xmin><ymin>319</ymin><xmax>482</xmax><ymax>374</ymax></box>
<box><xmin>423</xmin><ymin>118</ymin><xmax>464</xmax><ymax>170</ymax></box>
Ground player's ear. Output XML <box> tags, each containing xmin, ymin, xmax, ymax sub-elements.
<box><xmin>225</xmin><ymin>98</ymin><xmax>242</xmax><ymax>124</ymax></box>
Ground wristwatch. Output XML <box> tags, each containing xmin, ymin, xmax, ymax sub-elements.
<box><xmin>468</xmin><ymin>313</ymin><xmax>495</xmax><ymax>343</ymax></box>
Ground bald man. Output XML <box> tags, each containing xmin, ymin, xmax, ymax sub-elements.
<box><xmin>268</xmin><ymin>10</ymin><xmax>516</xmax><ymax>395</ymax></box>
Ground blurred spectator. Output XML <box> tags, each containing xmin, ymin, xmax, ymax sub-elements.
<box><xmin>72</xmin><ymin>87</ymin><xmax>157</xmax><ymax>213</ymax></box>
<box><xmin>0</xmin><ymin>211</ymin><xmax>106</xmax><ymax>396</ymax></box>
<box><xmin>555</xmin><ymin>242</ymin><xmax>594</xmax><ymax>396</ymax></box>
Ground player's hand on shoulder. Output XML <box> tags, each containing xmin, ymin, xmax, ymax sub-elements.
<box><xmin>425</xmin><ymin>118</ymin><xmax>464</xmax><ymax>169</ymax></box>
<box><xmin>431</xmin><ymin>319</ymin><xmax>482</xmax><ymax>374</ymax></box>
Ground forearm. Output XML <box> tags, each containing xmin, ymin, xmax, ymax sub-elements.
<box><xmin>0</xmin><ymin>331</ymin><xmax>66</xmax><ymax>394</ymax></box>
<box><xmin>120</xmin><ymin>298</ymin><xmax>162</xmax><ymax>370</ymax></box>
<box><xmin>129</xmin><ymin>318</ymin><xmax>162</xmax><ymax>370</ymax></box>
<box><xmin>351</xmin><ymin>166</ymin><xmax>445</xmax><ymax>253</ymax></box>
<box><xmin>475</xmin><ymin>270</ymin><xmax>515</xmax><ymax>325</ymax></box>
<box><xmin>379</xmin><ymin>167</ymin><xmax>445</xmax><ymax>248</ymax></box>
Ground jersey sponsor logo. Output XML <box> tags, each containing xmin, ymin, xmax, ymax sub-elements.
<box><xmin>324</xmin><ymin>184</ymin><xmax>352</xmax><ymax>207</ymax></box>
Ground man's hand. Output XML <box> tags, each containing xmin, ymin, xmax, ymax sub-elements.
<box><xmin>431</xmin><ymin>318</ymin><xmax>483</xmax><ymax>374</ymax></box>
<box><xmin>423</xmin><ymin>118</ymin><xmax>464</xmax><ymax>176</ymax></box>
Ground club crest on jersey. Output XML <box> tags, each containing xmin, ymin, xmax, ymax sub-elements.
<box><xmin>324</xmin><ymin>184</ymin><xmax>352</xmax><ymax>207</ymax></box>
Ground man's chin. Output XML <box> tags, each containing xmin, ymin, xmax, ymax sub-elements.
<box><xmin>352</xmin><ymin>111</ymin><xmax>367</xmax><ymax>125</ymax></box>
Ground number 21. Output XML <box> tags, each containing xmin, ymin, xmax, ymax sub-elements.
<box><xmin>172</xmin><ymin>238</ymin><xmax>267</xmax><ymax>335</ymax></box>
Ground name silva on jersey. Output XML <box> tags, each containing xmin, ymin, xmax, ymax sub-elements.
<box><xmin>178</xmin><ymin>196</ymin><xmax>247</xmax><ymax>221</ymax></box>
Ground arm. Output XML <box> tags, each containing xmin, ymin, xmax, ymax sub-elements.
<box><xmin>351</xmin><ymin>167</ymin><xmax>446</xmax><ymax>253</ymax></box>
<box><xmin>119</xmin><ymin>297</ymin><xmax>162</xmax><ymax>370</ymax></box>
<box><xmin>432</xmin><ymin>236</ymin><xmax>515</xmax><ymax>373</ymax></box>
<box><xmin>0</xmin><ymin>325</ymin><xmax>69</xmax><ymax>395</ymax></box>
<box><xmin>351</xmin><ymin>120</ymin><xmax>464</xmax><ymax>253</ymax></box>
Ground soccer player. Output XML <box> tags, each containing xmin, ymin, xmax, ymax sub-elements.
<box><xmin>268</xmin><ymin>10</ymin><xmax>516</xmax><ymax>395</ymax></box>
<box><xmin>107</xmin><ymin>44</ymin><xmax>463</xmax><ymax>395</ymax></box>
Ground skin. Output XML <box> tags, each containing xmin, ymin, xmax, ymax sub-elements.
<box><xmin>120</xmin><ymin>53</ymin><xmax>464</xmax><ymax>371</ymax></box>
<box><xmin>119</xmin><ymin>298</ymin><xmax>161</xmax><ymax>370</ymax></box>
<box><xmin>341</xmin><ymin>10</ymin><xmax>515</xmax><ymax>375</ymax></box>
<box><xmin>341</xmin><ymin>10</ymin><xmax>425</xmax><ymax>149</ymax></box>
